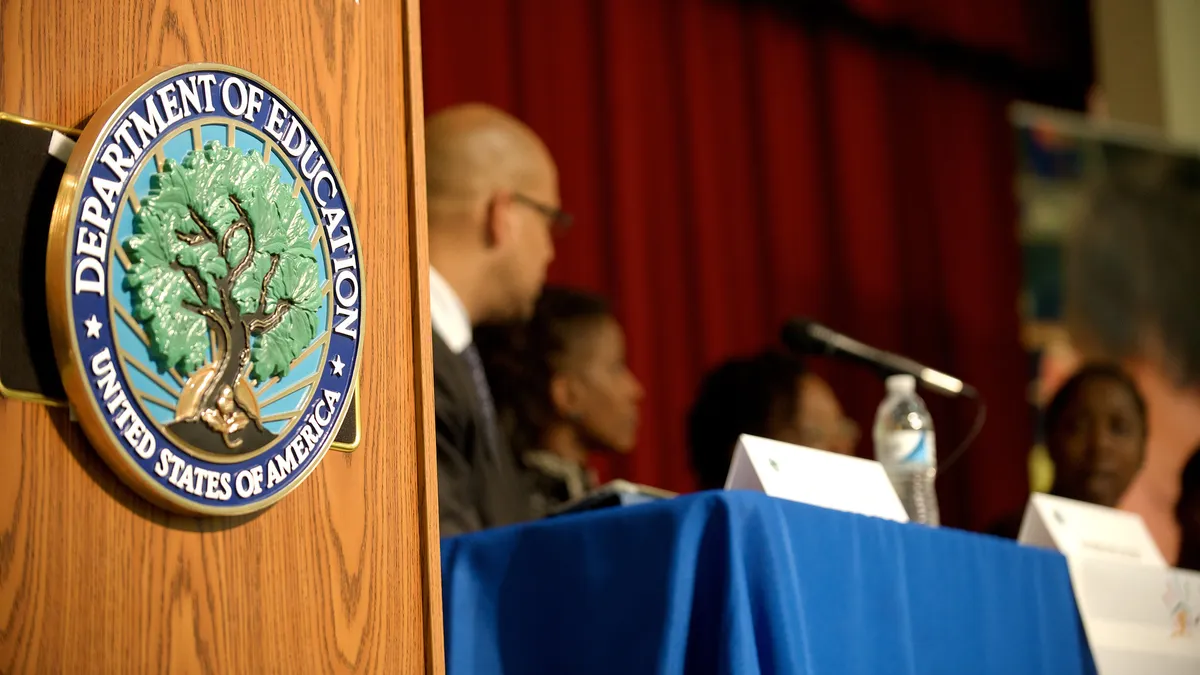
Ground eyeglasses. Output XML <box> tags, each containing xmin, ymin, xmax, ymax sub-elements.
<box><xmin>513</xmin><ymin>192</ymin><xmax>574</xmax><ymax>231</ymax></box>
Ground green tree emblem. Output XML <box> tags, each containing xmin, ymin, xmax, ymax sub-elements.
<box><xmin>124</xmin><ymin>141</ymin><xmax>322</xmax><ymax>453</ymax></box>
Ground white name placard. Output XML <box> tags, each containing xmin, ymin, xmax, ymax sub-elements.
<box><xmin>1018</xmin><ymin>493</ymin><xmax>1167</xmax><ymax>567</ymax></box>
<box><xmin>724</xmin><ymin>434</ymin><xmax>908</xmax><ymax>522</ymax></box>
<box><xmin>1068</xmin><ymin>558</ymin><xmax>1200</xmax><ymax>674</ymax></box>
<box><xmin>1017</xmin><ymin>493</ymin><xmax>1194</xmax><ymax>674</ymax></box>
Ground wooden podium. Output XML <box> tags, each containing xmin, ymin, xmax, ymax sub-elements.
<box><xmin>0</xmin><ymin>1</ymin><xmax>442</xmax><ymax>673</ymax></box>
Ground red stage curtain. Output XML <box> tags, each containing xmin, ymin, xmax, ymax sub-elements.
<box><xmin>421</xmin><ymin>0</ymin><xmax>1089</xmax><ymax>530</ymax></box>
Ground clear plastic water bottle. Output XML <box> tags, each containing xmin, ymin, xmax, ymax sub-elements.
<box><xmin>873</xmin><ymin>374</ymin><xmax>940</xmax><ymax>525</ymax></box>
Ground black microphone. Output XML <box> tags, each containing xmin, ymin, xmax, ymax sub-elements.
<box><xmin>781</xmin><ymin>318</ymin><xmax>977</xmax><ymax>398</ymax></box>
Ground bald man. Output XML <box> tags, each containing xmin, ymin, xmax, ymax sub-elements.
<box><xmin>426</xmin><ymin>104</ymin><xmax>567</xmax><ymax>536</ymax></box>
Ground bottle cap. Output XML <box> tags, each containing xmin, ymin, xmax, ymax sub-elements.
<box><xmin>885</xmin><ymin>374</ymin><xmax>916</xmax><ymax>394</ymax></box>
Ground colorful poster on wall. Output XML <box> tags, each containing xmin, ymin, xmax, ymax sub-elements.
<box><xmin>1011</xmin><ymin>102</ymin><xmax>1200</xmax><ymax>493</ymax></box>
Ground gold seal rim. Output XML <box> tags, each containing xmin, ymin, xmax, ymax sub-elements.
<box><xmin>47</xmin><ymin>63</ymin><xmax>366</xmax><ymax>517</ymax></box>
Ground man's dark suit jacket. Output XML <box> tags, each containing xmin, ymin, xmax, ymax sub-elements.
<box><xmin>433</xmin><ymin>331</ymin><xmax>531</xmax><ymax>536</ymax></box>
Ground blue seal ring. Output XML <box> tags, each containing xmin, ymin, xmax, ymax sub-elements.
<box><xmin>48</xmin><ymin>64</ymin><xmax>364</xmax><ymax>515</ymax></box>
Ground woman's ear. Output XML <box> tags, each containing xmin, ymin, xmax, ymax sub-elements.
<box><xmin>549</xmin><ymin>372</ymin><xmax>579</xmax><ymax>420</ymax></box>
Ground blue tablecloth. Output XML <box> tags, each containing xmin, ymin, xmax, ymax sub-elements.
<box><xmin>441</xmin><ymin>491</ymin><xmax>1096</xmax><ymax>675</ymax></box>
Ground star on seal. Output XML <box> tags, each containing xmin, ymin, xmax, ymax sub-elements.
<box><xmin>83</xmin><ymin>314</ymin><xmax>102</xmax><ymax>339</ymax></box>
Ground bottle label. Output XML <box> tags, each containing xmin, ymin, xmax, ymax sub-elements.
<box><xmin>880</xmin><ymin>430</ymin><xmax>936</xmax><ymax>467</ymax></box>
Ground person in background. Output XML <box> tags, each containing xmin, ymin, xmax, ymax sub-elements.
<box><xmin>688</xmin><ymin>351</ymin><xmax>828</xmax><ymax>491</ymax></box>
<box><xmin>475</xmin><ymin>287</ymin><xmax>643</xmax><ymax>517</ymax></box>
<box><xmin>1044</xmin><ymin>363</ymin><xmax>1148</xmax><ymax>508</ymax></box>
<box><xmin>990</xmin><ymin>363</ymin><xmax>1148</xmax><ymax>538</ymax></box>
<box><xmin>1176</xmin><ymin>447</ymin><xmax>1200</xmax><ymax>571</ymax></box>
<box><xmin>425</xmin><ymin>103</ymin><xmax>569</xmax><ymax>535</ymax></box>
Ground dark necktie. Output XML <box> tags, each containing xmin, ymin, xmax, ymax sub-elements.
<box><xmin>461</xmin><ymin>342</ymin><xmax>500</xmax><ymax>460</ymax></box>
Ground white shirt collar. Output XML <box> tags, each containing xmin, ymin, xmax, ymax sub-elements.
<box><xmin>429</xmin><ymin>266</ymin><xmax>473</xmax><ymax>354</ymax></box>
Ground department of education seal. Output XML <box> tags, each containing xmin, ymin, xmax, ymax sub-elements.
<box><xmin>46</xmin><ymin>64</ymin><xmax>364</xmax><ymax>515</ymax></box>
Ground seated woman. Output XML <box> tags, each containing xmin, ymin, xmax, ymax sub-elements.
<box><xmin>475</xmin><ymin>287</ymin><xmax>643</xmax><ymax>517</ymax></box>
<box><xmin>991</xmin><ymin>363</ymin><xmax>1148</xmax><ymax>537</ymax></box>
<box><xmin>688</xmin><ymin>351</ymin><xmax>857</xmax><ymax>491</ymax></box>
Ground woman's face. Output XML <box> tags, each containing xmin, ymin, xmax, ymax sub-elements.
<box><xmin>1049</xmin><ymin>377</ymin><xmax>1146</xmax><ymax>507</ymax></box>
<box><xmin>770</xmin><ymin>374</ymin><xmax>858</xmax><ymax>455</ymax></box>
<box><xmin>556</xmin><ymin>317</ymin><xmax>644</xmax><ymax>452</ymax></box>
<box><xmin>793</xmin><ymin>374</ymin><xmax>858</xmax><ymax>456</ymax></box>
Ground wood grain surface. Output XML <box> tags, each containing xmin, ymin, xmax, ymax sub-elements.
<box><xmin>0</xmin><ymin>1</ymin><xmax>442</xmax><ymax>673</ymax></box>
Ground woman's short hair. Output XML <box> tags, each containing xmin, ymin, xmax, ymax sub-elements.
<box><xmin>474</xmin><ymin>286</ymin><xmax>612</xmax><ymax>455</ymax></box>
<box><xmin>687</xmin><ymin>351</ymin><xmax>806</xmax><ymax>490</ymax></box>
